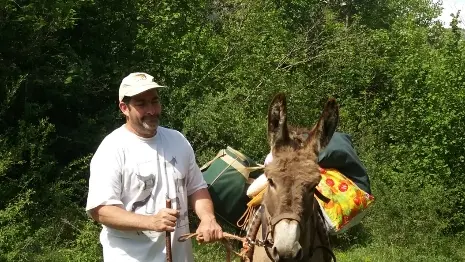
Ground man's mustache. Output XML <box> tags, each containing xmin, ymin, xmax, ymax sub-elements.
<box><xmin>142</xmin><ymin>115</ymin><xmax>160</xmax><ymax>122</ymax></box>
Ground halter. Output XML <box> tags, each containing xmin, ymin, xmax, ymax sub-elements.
<box><xmin>243</xmin><ymin>190</ymin><xmax>336</xmax><ymax>262</ymax></box>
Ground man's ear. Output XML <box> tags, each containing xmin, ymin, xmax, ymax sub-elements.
<box><xmin>119</xmin><ymin>101</ymin><xmax>130</xmax><ymax>117</ymax></box>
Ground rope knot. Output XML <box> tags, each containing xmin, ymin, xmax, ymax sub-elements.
<box><xmin>177</xmin><ymin>232</ymin><xmax>250</xmax><ymax>262</ymax></box>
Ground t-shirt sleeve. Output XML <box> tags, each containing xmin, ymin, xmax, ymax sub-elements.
<box><xmin>85</xmin><ymin>139</ymin><xmax>124</xmax><ymax>216</ymax></box>
<box><xmin>185</xmin><ymin>142</ymin><xmax>207</xmax><ymax>196</ymax></box>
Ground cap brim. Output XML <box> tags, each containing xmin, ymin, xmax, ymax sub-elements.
<box><xmin>123</xmin><ymin>83</ymin><xmax>165</xmax><ymax>97</ymax></box>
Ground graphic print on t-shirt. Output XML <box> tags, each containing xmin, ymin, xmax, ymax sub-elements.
<box><xmin>131</xmin><ymin>194</ymin><xmax>151</xmax><ymax>212</ymax></box>
<box><xmin>131</xmin><ymin>173</ymin><xmax>157</xmax><ymax>213</ymax></box>
<box><xmin>170</xmin><ymin>156</ymin><xmax>189</xmax><ymax>228</ymax></box>
<box><xmin>131</xmin><ymin>160</ymin><xmax>158</xmax><ymax>214</ymax></box>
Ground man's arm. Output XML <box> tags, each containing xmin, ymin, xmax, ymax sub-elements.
<box><xmin>90</xmin><ymin>205</ymin><xmax>179</xmax><ymax>232</ymax></box>
<box><xmin>182</xmin><ymin>136</ymin><xmax>223</xmax><ymax>242</ymax></box>
<box><xmin>189</xmin><ymin>188</ymin><xmax>216</xmax><ymax>221</ymax></box>
<box><xmin>189</xmin><ymin>188</ymin><xmax>223</xmax><ymax>242</ymax></box>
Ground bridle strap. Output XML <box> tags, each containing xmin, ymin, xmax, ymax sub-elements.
<box><xmin>261</xmin><ymin>206</ymin><xmax>275</xmax><ymax>261</ymax></box>
<box><xmin>260</xmin><ymin>205</ymin><xmax>269</xmax><ymax>245</ymax></box>
<box><xmin>257</xmin><ymin>193</ymin><xmax>336</xmax><ymax>262</ymax></box>
<box><xmin>309</xmin><ymin>199</ymin><xmax>337</xmax><ymax>262</ymax></box>
<box><xmin>315</xmin><ymin>189</ymin><xmax>331</xmax><ymax>203</ymax></box>
<box><xmin>270</xmin><ymin>212</ymin><xmax>302</xmax><ymax>229</ymax></box>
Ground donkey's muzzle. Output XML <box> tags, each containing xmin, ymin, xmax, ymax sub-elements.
<box><xmin>272</xmin><ymin>219</ymin><xmax>303</xmax><ymax>261</ymax></box>
<box><xmin>272</xmin><ymin>241</ymin><xmax>303</xmax><ymax>261</ymax></box>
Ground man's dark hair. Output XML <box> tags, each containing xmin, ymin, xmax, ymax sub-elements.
<box><xmin>121</xmin><ymin>96</ymin><xmax>131</xmax><ymax>121</ymax></box>
<box><xmin>122</xmin><ymin>96</ymin><xmax>131</xmax><ymax>105</ymax></box>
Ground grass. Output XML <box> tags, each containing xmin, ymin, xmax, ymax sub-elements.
<box><xmin>192</xmin><ymin>234</ymin><xmax>465</xmax><ymax>262</ymax></box>
<box><xmin>191</xmin><ymin>218</ymin><xmax>465</xmax><ymax>262</ymax></box>
<box><xmin>16</xmin><ymin>204</ymin><xmax>465</xmax><ymax>262</ymax></box>
<box><xmin>15</xmin><ymin>213</ymin><xmax>465</xmax><ymax>262</ymax></box>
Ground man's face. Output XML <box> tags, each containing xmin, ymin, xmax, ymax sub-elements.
<box><xmin>119</xmin><ymin>89</ymin><xmax>161</xmax><ymax>137</ymax></box>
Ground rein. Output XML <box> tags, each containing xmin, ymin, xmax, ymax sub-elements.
<box><xmin>178</xmin><ymin>232</ymin><xmax>251</xmax><ymax>262</ymax></box>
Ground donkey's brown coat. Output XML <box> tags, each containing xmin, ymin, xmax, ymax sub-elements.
<box><xmin>248</xmin><ymin>93</ymin><xmax>338</xmax><ymax>262</ymax></box>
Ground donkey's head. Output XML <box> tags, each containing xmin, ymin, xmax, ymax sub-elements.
<box><xmin>262</xmin><ymin>93</ymin><xmax>339</xmax><ymax>261</ymax></box>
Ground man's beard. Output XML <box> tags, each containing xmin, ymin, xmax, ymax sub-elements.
<box><xmin>142</xmin><ymin>115</ymin><xmax>160</xmax><ymax>130</ymax></box>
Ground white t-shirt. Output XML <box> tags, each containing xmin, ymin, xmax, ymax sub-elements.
<box><xmin>86</xmin><ymin>125</ymin><xmax>207</xmax><ymax>262</ymax></box>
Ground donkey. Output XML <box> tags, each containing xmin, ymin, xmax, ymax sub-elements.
<box><xmin>244</xmin><ymin>93</ymin><xmax>338</xmax><ymax>262</ymax></box>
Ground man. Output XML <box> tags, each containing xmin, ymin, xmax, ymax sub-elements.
<box><xmin>86</xmin><ymin>72</ymin><xmax>223</xmax><ymax>262</ymax></box>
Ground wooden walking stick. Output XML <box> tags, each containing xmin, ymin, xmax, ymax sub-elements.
<box><xmin>166</xmin><ymin>196</ymin><xmax>173</xmax><ymax>262</ymax></box>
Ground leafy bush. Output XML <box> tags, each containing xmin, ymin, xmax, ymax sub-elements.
<box><xmin>1</xmin><ymin>0</ymin><xmax>464</xmax><ymax>261</ymax></box>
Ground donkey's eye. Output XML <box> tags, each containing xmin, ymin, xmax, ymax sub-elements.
<box><xmin>267</xmin><ymin>178</ymin><xmax>275</xmax><ymax>187</ymax></box>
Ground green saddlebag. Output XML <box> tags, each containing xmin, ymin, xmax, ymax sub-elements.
<box><xmin>318</xmin><ymin>132</ymin><xmax>372</xmax><ymax>194</ymax></box>
<box><xmin>201</xmin><ymin>147</ymin><xmax>264</xmax><ymax>229</ymax></box>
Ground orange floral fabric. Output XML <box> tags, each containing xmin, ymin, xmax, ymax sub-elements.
<box><xmin>316</xmin><ymin>167</ymin><xmax>374</xmax><ymax>234</ymax></box>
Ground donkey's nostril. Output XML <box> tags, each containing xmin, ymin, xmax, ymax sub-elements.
<box><xmin>272</xmin><ymin>246</ymin><xmax>280</xmax><ymax>261</ymax></box>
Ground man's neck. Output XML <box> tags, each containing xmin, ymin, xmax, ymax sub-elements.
<box><xmin>124</xmin><ymin>123</ymin><xmax>157</xmax><ymax>138</ymax></box>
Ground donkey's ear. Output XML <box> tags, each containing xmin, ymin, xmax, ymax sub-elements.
<box><xmin>267</xmin><ymin>93</ymin><xmax>290</xmax><ymax>150</ymax></box>
<box><xmin>308</xmin><ymin>98</ymin><xmax>339</xmax><ymax>153</ymax></box>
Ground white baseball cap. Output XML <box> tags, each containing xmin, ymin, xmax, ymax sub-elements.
<box><xmin>119</xmin><ymin>72</ymin><xmax>165</xmax><ymax>102</ymax></box>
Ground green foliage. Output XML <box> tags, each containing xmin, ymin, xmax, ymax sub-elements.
<box><xmin>1</xmin><ymin>0</ymin><xmax>465</xmax><ymax>261</ymax></box>
<box><xmin>0</xmin><ymin>190</ymin><xmax>33</xmax><ymax>261</ymax></box>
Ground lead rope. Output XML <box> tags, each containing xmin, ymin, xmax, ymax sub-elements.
<box><xmin>178</xmin><ymin>232</ymin><xmax>251</xmax><ymax>262</ymax></box>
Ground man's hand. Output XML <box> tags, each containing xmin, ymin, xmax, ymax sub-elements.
<box><xmin>195</xmin><ymin>217</ymin><xmax>223</xmax><ymax>243</ymax></box>
<box><xmin>151</xmin><ymin>208</ymin><xmax>179</xmax><ymax>232</ymax></box>
<box><xmin>188</xmin><ymin>188</ymin><xmax>223</xmax><ymax>243</ymax></box>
